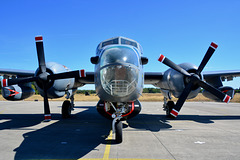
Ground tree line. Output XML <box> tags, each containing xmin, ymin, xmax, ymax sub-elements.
<box><xmin>0</xmin><ymin>82</ymin><xmax>240</xmax><ymax>94</ymax></box>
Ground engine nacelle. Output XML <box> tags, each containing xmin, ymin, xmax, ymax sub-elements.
<box><xmin>2</xmin><ymin>83</ymin><xmax>35</xmax><ymax>101</ymax></box>
<box><xmin>96</xmin><ymin>99</ymin><xmax>141</xmax><ymax>120</ymax></box>
<box><xmin>156</xmin><ymin>63</ymin><xmax>201</xmax><ymax>99</ymax></box>
<box><xmin>35</xmin><ymin>62</ymin><xmax>75</xmax><ymax>98</ymax></box>
<box><xmin>202</xmin><ymin>86</ymin><xmax>235</xmax><ymax>101</ymax></box>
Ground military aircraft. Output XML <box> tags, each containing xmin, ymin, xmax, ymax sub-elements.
<box><xmin>0</xmin><ymin>36</ymin><xmax>239</xmax><ymax>143</ymax></box>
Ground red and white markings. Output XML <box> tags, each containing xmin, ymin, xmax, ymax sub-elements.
<box><xmin>2</xmin><ymin>79</ymin><xmax>8</xmax><ymax>87</ymax></box>
<box><xmin>79</xmin><ymin>69</ymin><xmax>86</xmax><ymax>77</ymax></box>
<box><xmin>7</xmin><ymin>89</ymin><xmax>19</xmax><ymax>97</ymax></box>
<box><xmin>223</xmin><ymin>95</ymin><xmax>231</xmax><ymax>103</ymax></box>
<box><xmin>158</xmin><ymin>54</ymin><xmax>165</xmax><ymax>63</ymax></box>
<box><xmin>35</xmin><ymin>36</ymin><xmax>43</xmax><ymax>42</ymax></box>
<box><xmin>210</xmin><ymin>42</ymin><xmax>218</xmax><ymax>50</ymax></box>
<box><xmin>44</xmin><ymin>114</ymin><xmax>51</xmax><ymax>121</ymax></box>
<box><xmin>170</xmin><ymin>109</ymin><xmax>179</xmax><ymax>117</ymax></box>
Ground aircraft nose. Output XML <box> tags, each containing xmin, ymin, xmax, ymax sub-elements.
<box><xmin>100</xmin><ymin>65</ymin><xmax>139</xmax><ymax>97</ymax></box>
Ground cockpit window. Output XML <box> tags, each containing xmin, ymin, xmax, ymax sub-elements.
<box><xmin>100</xmin><ymin>46</ymin><xmax>140</xmax><ymax>67</ymax></box>
<box><xmin>121</xmin><ymin>38</ymin><xmax>137</xmax><ymax>48</ymax></box>
<box><xmin>102</xmin><ymin>38</ymin><xmax>119</xmax><ymax>48</ymax></box>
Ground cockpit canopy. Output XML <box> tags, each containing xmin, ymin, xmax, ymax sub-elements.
<box><xmin>99</xmin><ymin>46</ymin><xmax>140</xmax><ymax>67</ymax></box>
<box><xmin>96</xmin><ymin>36</ymin><xmax>143</xmax><ymax>55</ymax></box>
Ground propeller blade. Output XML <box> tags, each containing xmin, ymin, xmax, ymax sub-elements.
<box><xmin>158</xmin><ymin>54</ymin><xmax>191</xmax><ymax>77</ymax></box>
<box><xmin>47</xmin><ymin>69</ymin><xmax>86</xmax><ymax>80</ymax></box>
<box><xmin>43</xmin><ymin>85</ymin><xmax>51</xmax><ymax>121</ymax></box>
<box><xmin>197</xmin><ymin>80</ymin><xmax>231</xmax><ymax>103</ymax></box>
<box><xmin>196</xmin><ymin>42</ymin><xmax>218</xmax><ymax>75</ymax></box>
<box><xmin>1</xmin><ymin>77</ymin><xmax>38</xmax><ymax>87</ymax></box>
<box><xmin>35</xmin><ymin>36</ymin><xmax>47</xmax><ymax>73</ymax></box>
<box><xmin>170</xmin><ymin>83</ymin><xmax>193</xmax><ymax>118</ymax></box>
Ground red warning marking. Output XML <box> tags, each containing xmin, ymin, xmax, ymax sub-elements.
<box><xmin>35</xmin><ymin>36</ymin><xmax>43</xmax><ymax>41</ymax></box>
<box><xmin>222</xmin><ymin>90</ymin><xmax>229</xmax><ymax>93</ymax></box>
<box><xmin>44</xmin><ymin>114</ymin><xmax>51</xmax><ymax>120</ymax></box>
<box><xmin>7</xmin><ymin>89</ymin><xmax>19</xmax><ymax>97</ymax></box>
<box><xmin>170</xmin><ymin>109</ymin><xmax>179</xmax><ymax>117</ymax></box>
<box><xmin>80</xmin><ymin>69</ymin><xmax>86</xmax><ymax>77</ymax></box>
<box><xmin>210</xmin><ymin>42</ymin><xmax>218</xmax><ymax>49</ymax></box>
<box><xmin>2</xmin><ymin>79</ymin><xmax>7</xmax><ymax>87</ymax></box>
<box><xmin>158</xmin><ymin>54</ymin><xmax>165</xmax><ymax>63</ymax></box>
<box><xmin>223</xmin><ymin>95</ymin><xmax>231</xmax><ymax>103</ymax></box>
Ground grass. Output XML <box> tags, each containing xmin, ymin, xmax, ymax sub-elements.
<box><xmin>0</xmin><ymin>93</ymin><xmax>239</xmax><ymax>103</ymax></box>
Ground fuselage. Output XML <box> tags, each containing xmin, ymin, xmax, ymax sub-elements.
<box><xmin>93</xmin><ymin>37</ymin><xmax>144</xmax><ymax>102</ymax></box>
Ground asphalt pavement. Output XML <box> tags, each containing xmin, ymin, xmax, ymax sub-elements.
<box><xmin>0</xmin><ymin>101</ymin><xmax>240</xmax><ymax>160</ymax></box>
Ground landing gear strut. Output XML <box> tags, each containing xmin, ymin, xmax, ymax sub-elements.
<box><xmin>112</xmin><ymin>115</ymin><xmax>123</xmax><ymax>143</ymax></box>
<box><xmin>163</xmin><ymin>97</ymin><xmax>175</xmax><ymax>118</ymax></box>
<box><xmin>110</xmin><ymin>102</ymin><xmax>125</xmax><ymax>143</ymax></box>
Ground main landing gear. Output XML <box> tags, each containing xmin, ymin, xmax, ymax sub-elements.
<box><xmin>62</xmin><ymin>95</ymin><xmax>75</xmax><ymax>119</ymax></box>
<box><xmin>163</xmin><ymin>97</ymin><xmax>175</xmax><ymax>118</ymax></box>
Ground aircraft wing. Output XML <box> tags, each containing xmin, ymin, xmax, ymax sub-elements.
<box><xmin>203</xmin><ymin>70</ymin><xmax>240</xmax><ymax>80</ymax></box>
<box><xmin>144</xmin><ymin>72</ymin><xmax>163</xmax><ymax>84</ymax></box>
<box><xmin>144</xmin><ymin>70</ymin><xmax>240</xmax><ymax>87</ymax></box>
<box><xmin>0</xmin><ymin>68</ymin><xmax>35</xmax><ymax>77</ymax></box>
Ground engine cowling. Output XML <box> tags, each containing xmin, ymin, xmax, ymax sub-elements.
<box><xmin>2</xmin><ymin>83</ymin><xmax>35</xmax><ymax>101</ymax></box>
<box><xmin>202</xmin><ymin>86</ymin><xmax>235</xmax><ymax>101</ymax></box>
<box><xmin>35</xmin><ymin>62</ymin><xmax>75</xmax><ymax>98</ymax></box>
<box><xmin>156</xmin><ymin>63</ymin><xmax>201</xmax><ymax>99</ymax></box>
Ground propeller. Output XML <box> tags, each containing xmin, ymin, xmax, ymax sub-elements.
<box><xmin>35</xmin><ymin>36</ymin><xmax>52</xmax><ymax>121</ymax></box>
<box><xmin>1</xmin><ymin>36</ymin><xmax>86</xmax><ymax>121</ymax></box>
<box><xmin>158</xmin><ymin>42</ymin><xmax>231</xmax><ymax>118</ymax></box>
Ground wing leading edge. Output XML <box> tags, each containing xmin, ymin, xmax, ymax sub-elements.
<box><xmin>203</xmin><ymin>70</ymin><xmax>240</xmax><ymax>81</ymax></box>
<box><xmin>144</xmin><ymin>72</ymin><xmax>163</xmax><ymax>85</ymax></box>
<box><xmin>0</xmin><ymin>68</ymin><xmax>35</xmax><ymax>77</ymax></box>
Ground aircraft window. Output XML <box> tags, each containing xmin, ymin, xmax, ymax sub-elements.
<box><xmin>102</xmin><ymin>38</ymin><xmax>119</xmax><ymax>48</ymax></box>
<box><xmin>121</xmin><ymin>38</ymin><xmax>137</xmax><ymax>48</ymax></box>
<box><xmin>100</xmin><ymin>46</ymin><xmax>139</xmax><ymax>67</ymax></box>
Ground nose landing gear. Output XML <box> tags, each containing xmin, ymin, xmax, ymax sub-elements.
<box><xmin>111</xmin><ymin>102</ymin><xmax>125</xmax><ymax>143</ymax></box>
<box><xmin>96</xmin><ymin>100</ymin><xmax>141</xmax><ymax>143</ymax></box>
<box><xmin>115</xmin><ymin>120</ymin><xmax>122</xmax><ymax>143</ymax></box>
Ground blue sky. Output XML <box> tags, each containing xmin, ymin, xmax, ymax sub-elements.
<box><xmin>0</xmin><ymin>0</ymin><xmax>239</xmax><ymax>89</ymax></box>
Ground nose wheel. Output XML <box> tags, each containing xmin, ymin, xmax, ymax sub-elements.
<box><xmin>112</xmin><ymin>116</ymin><xmax>123</xmax><ymax>143</ymax></box>
<box><xmin>115</xmin><ymin>120</ymin><xmax>123</xmax><ymax>143</ymax></box>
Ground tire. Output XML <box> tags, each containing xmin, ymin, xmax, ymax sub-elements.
<box><xmin>62</xmin><ymin>100</ymin><xmax>71</xmax><ymax>119</ymax></box>
<box><xmin>115</xmin><ymin>120</ymin><xmax>123</xmax><ymax>143</ymax></box>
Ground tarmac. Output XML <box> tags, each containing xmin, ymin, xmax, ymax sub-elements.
<box><xmin>0</xmin><ymin>101</ymin><xmax>240</xmax><ymax>160</ymax></box>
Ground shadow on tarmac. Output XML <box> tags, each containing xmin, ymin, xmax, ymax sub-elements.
<box><xmin>0</xmin><ymin>105</ymin><xmax>240</xmax><ymax>159</ymax></box>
